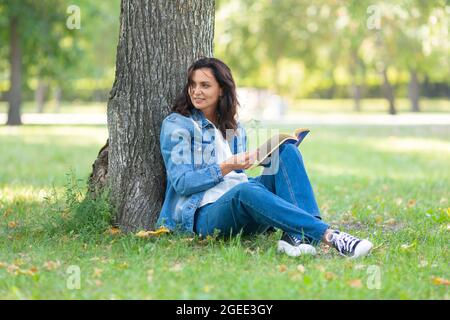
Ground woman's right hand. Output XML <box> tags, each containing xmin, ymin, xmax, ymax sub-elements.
<box><xmin>219</xmin><ymin>150</ymin><xmax>258</xmax><ymax>176</ymax></box>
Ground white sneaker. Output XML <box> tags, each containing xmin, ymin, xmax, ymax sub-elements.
<box><xmin>277</xmin><ymin>232</ymin><xmax>317</xmax><ymax>257</ymax></box>
<box><xmin>328</xmin><ymin>230</ymin><xmax>373</xmax><ymax>258</ymax></box>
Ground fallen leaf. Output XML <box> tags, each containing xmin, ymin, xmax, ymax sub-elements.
<box><xmin>7</xmin><ymin>264</ymin><xmax>19</xmax><ymax>275</ymax></box>
<box><xmin>106</xmin><ymin>227</ymin><xmax>121</xmax><ymax>235</ymax></box>
<box><xmin>432</xmin><ymin>277</ymin><xmax>450</xmax><ymax>286</ymax></box>
<box><xmin>43</xmin><ymin>260</ymin><xmax>61</xmax><ymax>271</ymax></box>
<box><xmin>18</xmin><ymin>267</ymin><xmax>38</xmax><ymax>276</ymax></box>
<box><xmin>135</xmin><ymin>226</ymin><xmax>170</xmax><ymax>238</ymax></box>
<box><xmin>278</xmin><ymin>264</ymin><xmax>287</xmax><ymax>272</ymax></box>
<box><xmin>7</xmin><ymin>221</ymin><xmax>17</xmax><ymax>228</ymax></box>
<box><xmin>0</xmin><ymin>262</ymin><xmax>6</xmax><ymax>268</ymax></box>
<box><xmin>93</xmin><ymin>268</ymin><xmax>103</xmax><ymax>278</ymax></box>
<box><xmin>3</xmin><ymin>208</ymin><xmax>13</xmax><ymax>218</ymax></box>
<box><xmin>407</xmin><ymin>199</ymin><xmax>416</xmax><ymax>208</ymax></box>
<box><xmin>348</xmin><ymin>279</ymin><xmax>363</xmax><ymax>288</ymax></box>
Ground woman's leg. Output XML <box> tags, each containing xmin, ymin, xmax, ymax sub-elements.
<box><xmin>253</xmin><ymin>143</ymin><xmax>321</xmax><ymax>218</ymax></box>
<box><xmin>193</xmin><ymin>181</ymin><xmax>329</xmax><ymax>243</ymax></box>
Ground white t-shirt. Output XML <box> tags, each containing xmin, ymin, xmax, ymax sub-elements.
<box><xmin>199</xmin><ymin>126</ymin><xmax>248</xmax><ymax>207</ymax></box>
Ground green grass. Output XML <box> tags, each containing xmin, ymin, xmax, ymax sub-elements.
<box><xmin>0</xmin><ymin>124</ymin><xmax>449</xmax><ymax>299</ymax></box>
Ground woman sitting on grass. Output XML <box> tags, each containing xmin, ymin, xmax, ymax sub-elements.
<box><xmin>157</xmin><ymin>57</ymin><xmax>373</xmax><ymax>258</ymax></box>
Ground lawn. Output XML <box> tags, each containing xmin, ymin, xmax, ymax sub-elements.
<box><xmin>0</xmin><ymin>124</ymin><xmax>449</xmax><ymax>299</ymax></box>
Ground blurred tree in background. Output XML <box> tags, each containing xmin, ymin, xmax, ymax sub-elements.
<box><xmin>0</xmin><ymin>0</ymin><xmax>449</xmax><ymax>125</ymax></box>
<box><xmin>215</xmin><ymin>0</ymin><xmax>449</xmax><ymax>113</ymax></box>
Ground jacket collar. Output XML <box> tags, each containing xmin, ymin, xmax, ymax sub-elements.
<box><xmin>191</xmin><ymin>108</ymin><xmax>215</xmax><ymax>129</ymax></box>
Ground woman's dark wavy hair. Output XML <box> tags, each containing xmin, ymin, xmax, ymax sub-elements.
<box><xmin>172</xmin><ymin>57</ymin><xmax>240</xmax><ymax>138</ymax></box>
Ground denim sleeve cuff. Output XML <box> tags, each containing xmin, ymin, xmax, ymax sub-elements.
<box><xmin>209</xmin><ymin>163</ymin><xmax>224</xmax><ymax>183</ymax></box>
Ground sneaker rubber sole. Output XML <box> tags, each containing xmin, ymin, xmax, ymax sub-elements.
<box><xmin>277</xmin><ymin>240</ymin><xmax>317</xmax><ymax>257</ymax></box>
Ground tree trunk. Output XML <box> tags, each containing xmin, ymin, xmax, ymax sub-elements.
<box><xmin>351</xmin><ymin>82</ymin><xmax>362</xmax><ymax>112</ymax></box>
<box><xmin>35</xmin><ymin>79</ymin><xmax>48</xmax><ymax>113</ymax></box>
<box><xmin>409</xmin><ymin>69</ymin><xmax>420</xmax><ymax>112</ymax></box>
<box><xmin>381</xmin><ymin>68</ymin><xmax>396</xmax><ymax>115</ymax></box>
<box><xmin>7</xmin><ymin>16</ymin><xmax>22</xmax><ymax>126</ymax></box>
<box><xmin>89</xmin><ymin>0</ymin><xmax>215</xmax><ymax>232</ymax></box>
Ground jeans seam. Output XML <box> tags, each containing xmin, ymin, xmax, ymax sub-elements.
<box><xmin>280</xmin><ymin>156</ymin><xmax>299</xmax><ymax>207</ymax></box>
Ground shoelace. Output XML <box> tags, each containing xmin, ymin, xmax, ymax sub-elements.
<box><xmin>291</xmin><ymin>235</ymin><xmax>304</xmax><ymax>246</ymax></box>
<box><xmin>331</xmin><ymin>231</ymin><xmax>360</xmax><ymax>255</ymax></box>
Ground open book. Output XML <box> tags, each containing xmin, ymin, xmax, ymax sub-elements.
<box><xmin>251</xmin><ymin>128</ymin><xmax>310</xmax><ymax>167</ymax></box>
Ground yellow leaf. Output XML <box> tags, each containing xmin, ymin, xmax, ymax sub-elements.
<box><xmin>135</xmin><ymin>226</ymin><xmax>170</xmax><ymax>238</ymax></box>
<box><xmin>106</xmin><ymin>227</ymin><xmax>121</xmax><ymax>235</ymax></box>
<box><xmin>7</xmin><ymin>221</ymin><xmax>17</xmax><ymax>228</ymax></box>
<box><xmin>278</xmin><ymin>264</ymin><xmax>288</xmax><ymax>272</ymax></box>
<box><xmin>407</xmin><ymin>199</ymin><xmax>416</xmax><ymax>208</ymax></box>
<box><xmin>432</xmin><ymin>277</ymin><xmax>450</xmax><ymax>286</ymax></box>
<box><xmin>0</xmin><ymin>262</ymin><xmax>7</xmax><ymax>269</ymax></box>
<box><xmin>348</xmin><ymin>279</ymin><xmax>363</xmax><ymax>288</ymax></box>
<box><xmin>3</xmin><ymin>208</ymin><xmax>13</xmax><ymax>218</ymax></box>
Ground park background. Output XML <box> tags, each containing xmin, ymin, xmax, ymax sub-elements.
<box><xmin>0</xmin><ymin>0</ymin><xmax>449</xmax><ymax>299</ymax></box>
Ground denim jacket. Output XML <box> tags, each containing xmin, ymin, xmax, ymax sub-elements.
<box><xmin>157</xmin><ymin>109</ymin><xmax>247</xmax><ymax>233</ymax></box>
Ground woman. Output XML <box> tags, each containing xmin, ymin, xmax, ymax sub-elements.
<box><xmin>158</xmin><ymin>57</ymin><xmax>373</xmax><ymax>258</ymax></box>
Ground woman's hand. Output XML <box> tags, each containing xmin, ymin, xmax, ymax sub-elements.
<box><xmin>219</xmin><ymin>150</ymin><xmax>258</xmax><ymax>176</ymax></box>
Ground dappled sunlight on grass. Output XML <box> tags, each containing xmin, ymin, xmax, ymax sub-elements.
<box><xmin>0</xmin><ymin>186</ymin><xmax>65</xmax><ymax>204</ymax></box>
<box><xmin>0</xmin><ymin>124</ymin><xmax>449</xmax><ymax>299</ymax></box>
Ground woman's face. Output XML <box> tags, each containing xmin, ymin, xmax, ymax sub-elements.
<box><xmin>189</xmin><ymin>68</ymin><xmax>222</xmax><ymax>115</ymax></box>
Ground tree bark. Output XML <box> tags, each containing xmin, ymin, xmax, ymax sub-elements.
<box><xmin>381</xmin><ymin>68</ymin><xmax>396</xmax><ymax>115</ymax></box>
<box><xmin>409</xmin><ymin>69</ymin><xmax>420</xmax><ymax>112</ymax></box>
<box><xmin>7</xmin><ymin>15</ymin><xmax>22</xmax><ymax>126</ymax></box>
<box><xmin>89</xmin><ymin>0</ymin><xmax>215</xmax><ymax>232</ymax></box>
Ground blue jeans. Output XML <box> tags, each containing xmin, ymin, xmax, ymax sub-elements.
<box><xmin>193</xmin><ymin>144</ymin><xmax>329</xmax><ymax>244</ymax></box>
